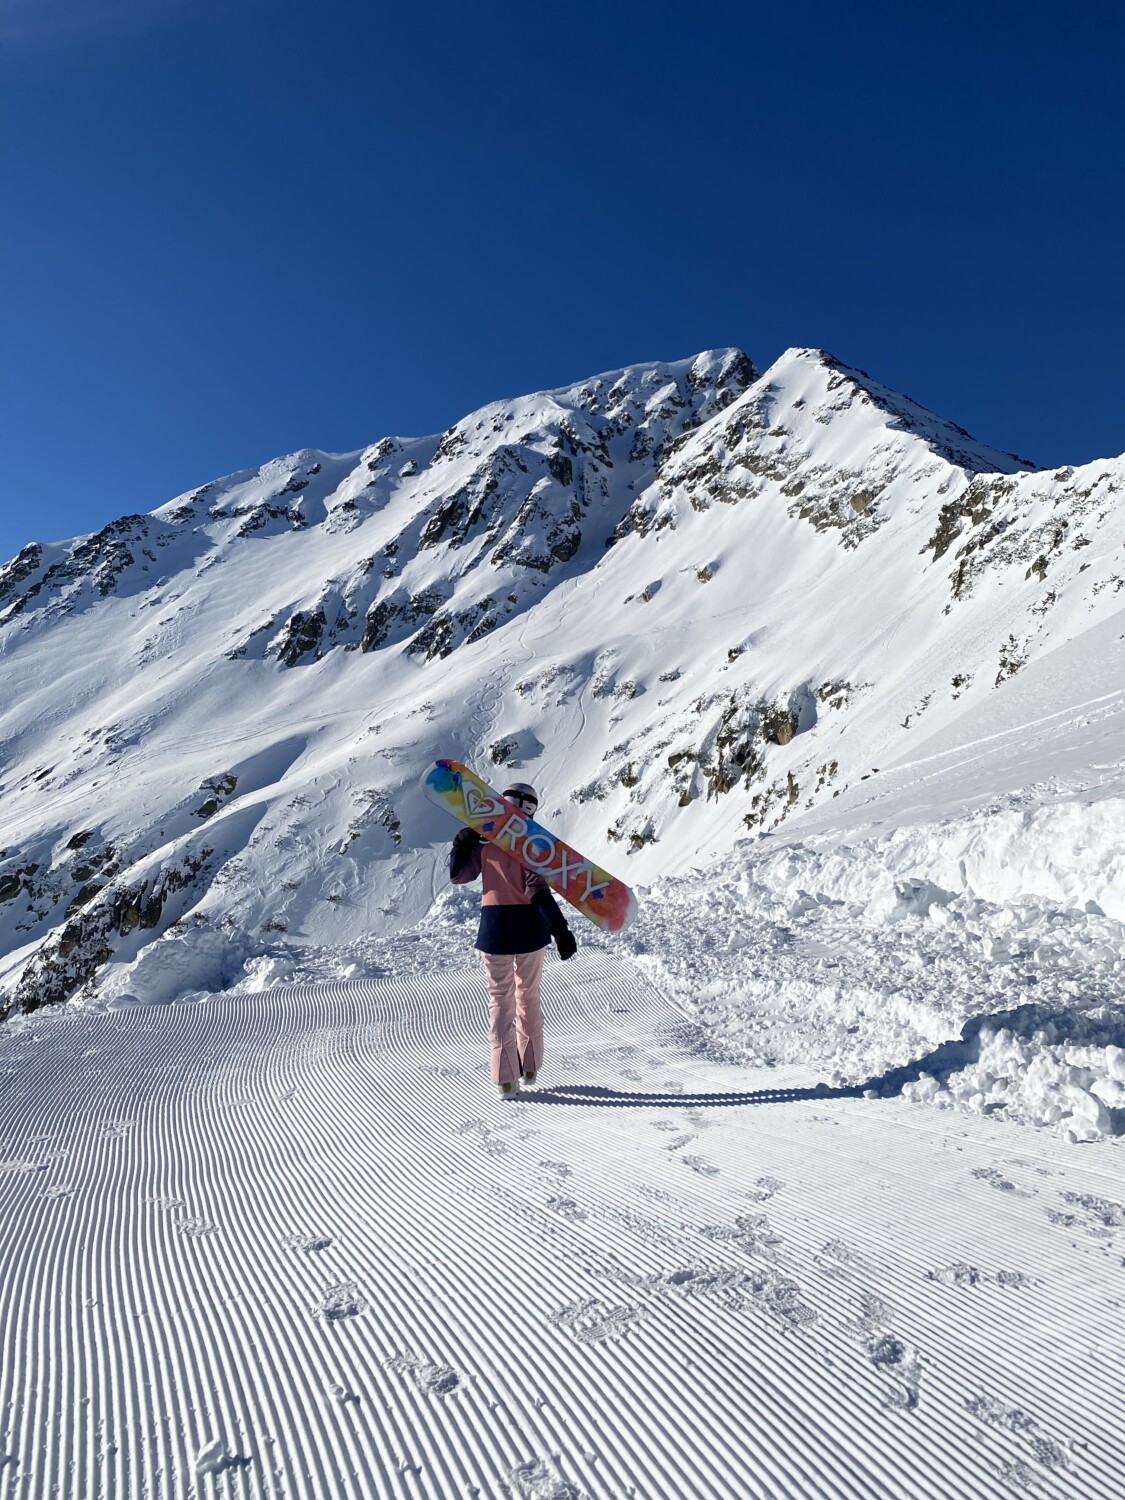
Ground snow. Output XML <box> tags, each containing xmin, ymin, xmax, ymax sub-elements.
<box><xmin>1</xmin><ymin>344</ymin><xmax>1124</xmax><ymax>1493</ymax></box>
<box><xmin>603</xmin><ymin>611</ymin><xmax>1125</xmax><ymax>1142</ymax></box>
<box><xmin>1</xmin><ymin>953</ymin><xmax>1121</xmax><ymax>1496</ymax></box>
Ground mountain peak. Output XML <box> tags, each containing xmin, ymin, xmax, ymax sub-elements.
<box><xmin>772</xmin><ymin>347</ymin><xmax>1038</xmax><ymax>475</ymax></box>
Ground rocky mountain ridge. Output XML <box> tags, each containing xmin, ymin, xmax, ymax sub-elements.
<box><xmin>1</xmin><ymin>345</ymin><xmax>1122</xmax><ymax>1015</ymax></box>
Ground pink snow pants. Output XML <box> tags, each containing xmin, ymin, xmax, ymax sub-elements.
<box><xmin>480</xmin><ymin>948</ymin><xmax>546</xmax><ymax>1084</ymax></box>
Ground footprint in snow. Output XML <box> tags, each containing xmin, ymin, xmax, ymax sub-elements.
<box><xmin>930</xmin><ymin>1263</ymin><xmax>986</xmax><ymax>1288</ymax></box>
<box><xmin>175</xmin><ymin>1217</ymin><xmax>217</xmax><ymax>1238</ymax></box>
<box><xmin>641</xmin><ymin>1263</ymin><xmax>817</xmax><ymax>1330</ymax></box>
<box><xmin>995</xmin><ymin>1459</ymin><xmax>1038</xmax><ymax>1492</ymax></box>
<box><xmin>867</xmin><ymin>1332</ymin><xmax>923</xmax><ymax>1412</ymax></box>
<box><xmin>680</xmin><ymin>1154</ymin><xmax>718</xmax><ymax>1177</ymax></box>
<box><xmin>852</xmin><ymin>1291</ymin><xmax>893</xmax><ymax>1333</ymax></box>
<box><xmin>386</xmin><ymin>1353</ymin><xmax>460</xmax><ymax>1396</ymax></box>
<box><xmin>638</xmin><ymin>1184</ymin><xmax>673</xmax><ymax>1204</ymax></box>
<box><xmin>1050</xmin><ymin>1190</ymin><xmax>1125</xmax><ymax>1237</ymax></box>
<box><xmin>539</xmin><ymin>1160</ymin><xmax>573</xmax><ymax>1180</ymax></box>
<box><xmin>816</xmin><ymin>1239</ymin><xmax>870</xmax><ymax>1276</ymax></box>
<box><xmin>994</xmin><ymin>1269</ymin><xmax>1034</xmax><ymax>1288</ymax></box>
<box><xmin>586</xmin><ymin>1044</ymin><xmax>638</xmax><ymax>1065</ymax></box>
<box><xmin>146</xmin><ymin>1196</ymin><xmax>185</xmax><ymax>1210</ymax></box>
<box><xmin>1008</xmin><ymin>1157</ymin><xmax>1054</xmax><ymax>1178</ymax></box>
<box><xmin>972</xmin><ymin>1165</ymin><xmax>1033</xmax><ymax>1197</ymax></box>
<box><xmin>315</xmin><ymin>1282</ymin><xmax>367</xmax><ymax>1322</ymax></box>
<box><xmin>700</xmin><ymin>1212</ymin><xmax>782</xmax><ymax>1258</ymax></box>
<box><xmin>925</xmin><ymin>1263</ymin><xmax>1034</xmax><ymax>1289</ymax></box>
<box><xmin>749</xmin><ymin>1176</ymin><xmax>785</xmax><ymax>1202</ymax></box>
<box><xmin>507</xmin><ymin>1457</ymin><xmax>581</xmax><ymax>1499</ymax></box>
<box><xmin>194</xmin><ymin>1440</ymin><xmax>253</xmax><ymax>1477</ymax></box>
<box><xmin>838</xmin><ymin>1287</ymin><xmax>923</xmax><ymax>1410</ymax></box>
<box><xmin>966</xmin><ymin>1392</ymin><xmax>1073</xmax><ymax>1479</ymax></box>
<box><xmin>550</xmin><ymin>1297</ymin><xmax>643</xmax><ymax>1344</ymax></box>
<box><xmin>42</xmin><ymin>1184</ymin><xmax>75</xmax><ymax>1200</ymax></box>
<box><xmin>455</xmin><ymin>1120</ymin><xmax>509</xmax><ymax>1157</ymax></box>
<box><xmin>546</xmin><ymin>1196</ymin><xmax>587</xmax><ymax>1223</ymax></box>
<box><xmin>283</xmin><ymin>1231</ymin><xmax>334</xmax><ymax>1253</ymax></box>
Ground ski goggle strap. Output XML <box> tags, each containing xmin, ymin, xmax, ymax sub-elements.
<box><xmin>503</xmin><ymin>783</ymin><xmax>539</xmax><ymax>809</ymax></box>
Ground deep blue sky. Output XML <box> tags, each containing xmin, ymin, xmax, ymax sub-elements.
<box><xmin>3</xmin><ymin>0</ymin><xmax>1123</xmax><ymax>562</ymax></box>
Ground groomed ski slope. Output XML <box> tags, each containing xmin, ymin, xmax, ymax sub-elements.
<box><xmin>1</xmin><ymin>951</ymin><xmax>1121</xmax><ymax>1499</ymax></box>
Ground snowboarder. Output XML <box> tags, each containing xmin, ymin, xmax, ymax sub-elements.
<box><xmin>449</xmin><ymin>781</ymin><xmax>577</xmax><ymax>1097</ymax></box>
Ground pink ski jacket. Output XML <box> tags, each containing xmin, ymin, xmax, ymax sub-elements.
<box><xmin>449</xmin><ymin>839</ymin><xmax>553</xmax><ymax>954</ymax></box>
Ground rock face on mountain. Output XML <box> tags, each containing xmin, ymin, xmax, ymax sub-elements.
<box><xmin>1</xmin><ymin>350</ymin><xmax>755</xmax><ymax>656</ymax></box>
<box><xmin>1</xmin><ymin>347</ymin><xmax>1122</xmax><ymax>1014</ymax></box>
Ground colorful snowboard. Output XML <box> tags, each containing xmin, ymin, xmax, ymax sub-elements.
<box><xmin>420</xmin><ymin>758</ymin><xmax>638</xmax><ymax>933</ymax></box>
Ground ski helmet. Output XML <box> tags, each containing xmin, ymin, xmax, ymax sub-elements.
<box><xmin>503</xmin><ymin>781</ymin><xmax>539</xmax><ymax>809</ymax></box>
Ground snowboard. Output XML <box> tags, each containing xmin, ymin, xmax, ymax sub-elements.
<box><xmin>420</xmin><ymin>758</ymin><xmax>638</xmax><ymax>933</ymax></box>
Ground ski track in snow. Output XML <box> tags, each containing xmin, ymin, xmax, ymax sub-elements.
<box><xmin>0</xmin><ymin>953</ymin><xmax>1121</xmax><ymax>1498</ymax></box>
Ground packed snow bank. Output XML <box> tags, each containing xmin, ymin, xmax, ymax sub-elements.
<box><xmin>620</xmin><ymin>790</ymin><xmax>1125</xmax><ymax>1143</ymax></box>
<box><xmin>899</xmin><ymin>1021</ymin><xmax>1125</xmax><ymax>1145</ymax></box>
<box><xmin>767</xmin><ymin>794</ymin><xmax>1125</xmax><ymax>922</ymax></box>
<box><xmin>83</xmin><ymin>924</ymin><xmax>276</xmax><ymax>1011</ymax></box>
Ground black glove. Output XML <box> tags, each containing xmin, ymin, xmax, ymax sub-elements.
<box><xmin>449</xmin><ymin>826</ymin><xmax>481</xmax><ymax>880</ymax></box>
<box><xmin>555</xmin><ymin>925</ymin><xmax>577</xmax><ymax>961</ymax></box>
<box><xmin>532</xmin><ymin>887</ymin><xmax>577</xmax><ymax>960</ymax></box>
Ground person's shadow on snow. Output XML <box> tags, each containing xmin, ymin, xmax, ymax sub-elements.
<box><xmin>522</xmin><ymin>1082</ymin><xmax>861</xmax><ymax>1108</ymax></box>
<box><xmin>523</xmin><ymin>999</ymin><xmax>1120</xmax><ymax>1112</ymax></box>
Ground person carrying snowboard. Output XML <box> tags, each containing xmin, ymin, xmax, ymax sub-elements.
<box><xmin>449</xmin><ymin>781</ymin><xmax>577</xmax><ymax>1097</ymax></box>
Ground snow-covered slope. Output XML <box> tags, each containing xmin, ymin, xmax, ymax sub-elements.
<box><xmin>2</xmin><ymin>952</ymin><xmax>1121</xmax><ymax>1499</ymax></box>
<box><xmin>612</xmin><ymin>611</ymin><xmax>1125</xmax><ymax>1143</ymax></box>
<box><xmin>1</xmin><ymin>345</ymin><xmax>1122</xmax><ymax>1073</ymax></box>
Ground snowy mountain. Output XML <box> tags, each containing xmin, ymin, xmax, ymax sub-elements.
<box><xmin>1</xmin><ymin>345</ymin><xmax>1122</xmax><ymax>1064</ymax></box>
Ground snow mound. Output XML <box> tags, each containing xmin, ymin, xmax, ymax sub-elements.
<box><xmin>624</xmin><ymin>789</ymin><xmax>1125</xmax><ymax>1141</ymax></box>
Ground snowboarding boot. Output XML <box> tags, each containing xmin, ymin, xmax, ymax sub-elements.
<box><xmin>498</xmin><ymin>1079</ymin><xmax>520</xmax><ymax>1099</ymax></box>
